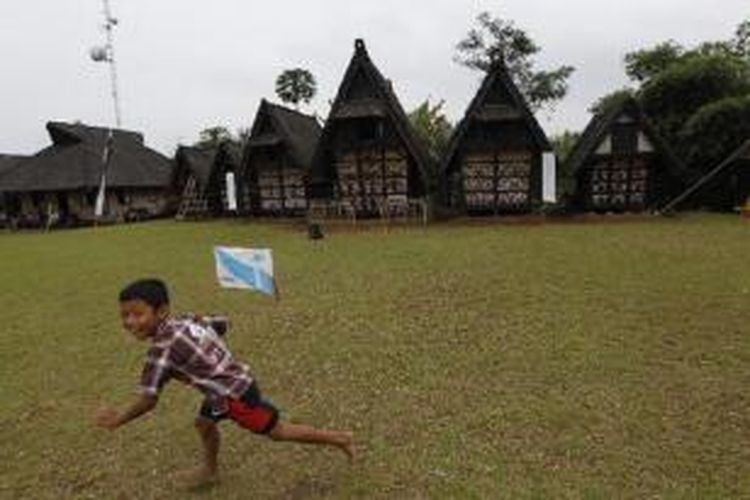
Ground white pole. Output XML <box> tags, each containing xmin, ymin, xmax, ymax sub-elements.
<box><xmin>102</xmin><ymin>0</ymin><xmax>122</xmax><ymax>128</ymax></box>
<box><xmin>95</xmin><ymin>130</ymin><xmax>113</xmax><ymax>219</ymax></box>
<box><xmin>94</xmin><ymin>0</ymin><xmax>121</xmax><ymax>222</ymax></box>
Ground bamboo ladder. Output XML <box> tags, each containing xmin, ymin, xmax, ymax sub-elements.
<box><xmin>176</xmin><ymin>177</ymin><xmax>208</xmax><ymax>220</ymax></box>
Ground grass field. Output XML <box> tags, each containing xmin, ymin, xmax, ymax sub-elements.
<box><xmin>1</xmin><ymin>215</ymin><xmax>749</xmax><ymax>499</ymax></box>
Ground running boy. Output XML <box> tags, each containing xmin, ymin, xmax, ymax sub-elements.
<box><xmin>95</xmin><ymin>278</ymin><xmax>354</xmax><ymax>486</ymax></box>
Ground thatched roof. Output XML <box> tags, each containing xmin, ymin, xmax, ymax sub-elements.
<box><xmin>311</xmin><ymin>39</ymin><xmax>433</xmax><ymax>187</ymax></box>
<box><xmin>243</xmin><ymin>99</ymin><xmax>321</xmax><ymax>171</ymax></box>
<box><xmin>565</xmin><ymin>97</ymin><xmax>685</xmax><ymax>181</ymax></box>
<box><xmin>662</xmin><ymin>139</ymin><xmax>750</xmax><ymax>212</ymax></box>
<box><xmin>441</xmin><ymin>61</ymin><xmax>552</xmax><ymax>174</ymax></box>
<box><xmin>0</xmin><ymin>155</ymin><xmax>25</xmax><ymax>178</ymax></box>
<box><xmin>0</xmin><ymin>122</ymin><xmax>173</xmax><ymax>192</ymax></box>
<box><xmin>175</xmin><ymin>141</ymin><xmax>242</xmax><ymax>196</ymax></box>
<box><xmin>175</xmin><ymin>146</ymin><xmax>218</xmax><ymax>189</ymax></box>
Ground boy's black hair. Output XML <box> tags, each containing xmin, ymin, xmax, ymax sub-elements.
<box><xmin>119</xmin><ymin>279</ymin><xmax>170</xmax><ymax>309</ymax></box>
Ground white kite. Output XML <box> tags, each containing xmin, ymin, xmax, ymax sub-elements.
<box><xmin>214</xmin><ymin>247</ymin><xmax>276</xmax><ymax>297</ymax></box>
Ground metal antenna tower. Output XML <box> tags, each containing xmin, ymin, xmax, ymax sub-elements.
<box><xmin>90</xmin><ymin>0</ymin><xmax>122</xmax><ymax>128</ymax></box>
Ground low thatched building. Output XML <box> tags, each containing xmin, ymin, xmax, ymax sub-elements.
<box><xmin>0</xmin><ymin>122</ymin><xmax>173</xmax><ymax>226</ymax></box>
<box><xmin>567</xmin><ymin>98</ymin><xmax>687</xmax><ymax>213</ymax></box>
<box><xmin>174</xmin><ymin>142</ymin><xmax>243</xmax><ymax>218</ymax></box>
<box><xmin>241</xmin><ymin>99</ymin><xmax>321</xmax><ymax>216</ymax></box>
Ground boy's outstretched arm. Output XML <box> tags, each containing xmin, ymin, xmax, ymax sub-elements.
<box><xmin>95</xmin><ymin>394</ymin><xmax>158</xmax><ymax>430</ymax></box>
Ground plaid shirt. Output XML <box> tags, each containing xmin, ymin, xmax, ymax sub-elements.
<box><xmin>139</xmin><ymin>315</ymin><xmax>253</xmax><ymax>400</ymax></box>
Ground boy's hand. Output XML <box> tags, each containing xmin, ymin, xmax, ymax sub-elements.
<box><xmin>95</xmin><ymin>406</ymin><xmax>121</xmax><ymax>430</ymax></box>
<box><xmin>94</xmin><ymin>396</ymin><xmax>157</xmax><ymax>430</ymax></box>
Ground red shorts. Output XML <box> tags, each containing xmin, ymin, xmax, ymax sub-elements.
<box><xmin>199</xmin><ymin>383</ymin><xmax>279</xmax><ymax>434</ymax></box>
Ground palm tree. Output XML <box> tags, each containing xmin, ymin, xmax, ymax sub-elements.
<box><xmin>275</xmin><ymin>68</ymin><xmax>317</xmax><ymax>109</ymax></box>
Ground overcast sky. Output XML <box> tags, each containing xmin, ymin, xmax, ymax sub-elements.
<box><xmin>0</xmin><ymin>1</ymin><xmax>747</xmax><ymax>156</ymax></box>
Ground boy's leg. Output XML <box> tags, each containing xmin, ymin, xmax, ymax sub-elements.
<box><xmin>195</xmin><ymin>417</ymin><xmax>221</xmax><ymax>476</ymax></box>
<box><xmin>227</xmin><ymin>384</ymin><xmax>356</xmax><ymax>461</ymax></box>
<box><xmin>268</xmin><ymin>421</ymin><xmax>355</xmax><ymax>461</ymax></box>
<box><xmin>175</xmin><ymin>416</ymin><xmax>221</xmax><ymax>487</ymax></box>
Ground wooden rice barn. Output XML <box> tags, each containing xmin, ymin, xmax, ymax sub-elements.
<box><xmin>0</xmin><ymin>122</ymin><xmax>173</xmax><ymax>227</ymax></box>
<box><xmin>174</xmin><ymin>142</ymin><xmax>244</xmax><ymax>219</ymax></box>
<box><xmin>662</xmin><ymin>139</ymin><xmax>750</xmax><ymax>213</ymax></box>
<box><xmin>567</xmin><ymin>97</ymin><xmax>687</xmax><ymax>213</ymax></box>
<box><xmin>241</xmin><ymin>99</ymin><xmax>321</xmax><ymax>216</ymax></box>
<box><xmin>441</xmin><ymin>61</ymin><xmax>554</xmax><ymax>215</ymax></box>
<box><xmin>310</xmin><ymin>39</ymin><xmax>433</xmax><ymax>219</ymax></box>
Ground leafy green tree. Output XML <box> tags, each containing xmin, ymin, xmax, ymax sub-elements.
<box><xmin>639</xmin><ymin>54</ymin><xmax>750</xmax><ymax>143</ymax></box>
<box><xmin>193</xmin><ymin>126</ymin><xmax>251</xmax><ymax>151</ymax></box>
<box><xmin>606</xmin><ymin>17</ymin><xmax>750</xmax><ymax>173</ymax></box>
<box><xmin>408</xmin><ymin>100</ymin><xmax>453</xmax><ymax>159</ymax></box>
<box><xmin>454</xmin><ymin>11</ymin><xmax>574</xmax><ymax>112</ymax></box>
<box><xmin>679</xmin><ymin>95</ymin><xmax>750</xmax><ymax>171</ymax></box>
<box><xmin>550</xmin><ymin>130</ymin><xmax>581</xmax><ymax>200</ymax></box>
<box><xmin>624</xmin><ymin>41</ymin><xmax>685</xmax><ymax>83</ymax></box>
<box><xmin>588</xmin><ymin>88</ymin><xmax>636</xmax><ymax>115</ymax></box>
<box><xmin>275</xmin><ymin>68</ymin><xmax>317</xmax><ymax>108</ymax></box>
<box><xmin>195</xmin><ymin>126</ymin><xmax>233</xmax><ymax>149</ymax></box>
<box><xmin>550</xmin><ymin>130</ymin><xmax>581</xmax><ymax>164</ymax></box>
<box><xmin>734</xmin><ymin>19</ymin><xmax>750</xmax><ymax>58</ymax></box>
<box><xmin>624</xmin><ymin>22</ymin><xmax>750</xmax><ymax>86</ymax></box>
<box><xmin>235</xmin><ymin>127</ymin><xmax>251</xmax><ymax>148</ymax></box>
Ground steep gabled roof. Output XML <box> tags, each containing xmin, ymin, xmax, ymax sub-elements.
<box><xmin>176</xmin><ymin>141</ymin><xmax>242</xmax><ymax>194</ymax></box>
<box><xmin>175</xmin><ymin>146</ymin><xmax>217</xmax><ymax>188</ymax></box>
<box><xmin>311</xmin><ymin>39</ymin><xmax>433</xmax><ymax>184</ymax></box>
<box><xmin>661</xmin><ymin>139</ymin><xmax>750</xmax><ymax>212</ymax></box>
<box><xmin>0</xmin><ymin>122</ymin><xmax>173</xmax><ymax>192</ymax></box>
<box><xmin>244</xmin><ymin>99</ymin><xmax>321</xmax><ymax>170</ymax></box>
<box><xmin>441</xmin><ymin>61</ymin><xmax>552</xmax><ymax>174</ymax></box>
<box><xmin>566</xmin><ymin>97</ymin><xmax>685</xmax><ymax>179</ymax></box>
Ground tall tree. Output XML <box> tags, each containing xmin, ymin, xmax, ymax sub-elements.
<box><xmin>235</xmin><ymin>127</ymin><xmax>251</xmax><ymax>148</ymax></box>
<box><xmin>550</xmin><ymin>130</ymin><xmax>581</xmax><ymax>164</ymax></box>
<box><xmin>588</xmin><ymin>88</ymin><xmax>636</xmax><ymax>116</ymax></box>
<box><xmin>550</xmin><ymin>130</ymin><xmax>581</xmax><ymax>201</ymax></box>
<box><xmin>275</xmin><ymin>68</ymin><xmax>317</xmax><ymax>109</ymax></box>
<box><xmin>624</xmin><ymin>21</ymin><xmax>750</xmax><ymax>87</ymax></box>
<box><xmin>408</xmin><ymin>100</ymin><xmax>453</xmax><ymax>159</ymax></box>
<box><xmin>195</xmin><ymin>126</ymin><xmax>233</xmax><ymax>150</ymax></box>
<box><xmin>639</xmin><ymin>54</ymin><xmax>750</xmax><ymax>141</ymax></box>
<box><xmin>624</xmin><ymin>41</ymin><xmax>685</xmax><ymax>83</ymax></box>
<box><xmin>454</xmin><ymin>11</ymin><xmax>575</xmax><ymax>112</ymax></box>
<box><xmin>678</xmin><ymin>95</ymin><xmax>750</xmax><ymax>169</ymax></box>
<box><xmin>193</xmin><ymin>126</ymin><xmax>251</xmax><ymax>152</ymax></box>
<box><xmin>734</xmin><ymin>19</ymin><xmax>750</xmax><ymax>58</ymax></box>
<box><xmin>617</xmin><ymin>17</ymin><xmax>750</xmax><ymax>173</ymax></box>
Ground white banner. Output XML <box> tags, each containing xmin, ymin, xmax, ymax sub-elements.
<box><xmin>225</xmin><ymin>172</ymin><xmax>237</xmax><ymax>211</ymax></box>
<box><xmin>542</xmin><ymin>152</ymin><xmax>557</xmax><ymax>203</ymax></box>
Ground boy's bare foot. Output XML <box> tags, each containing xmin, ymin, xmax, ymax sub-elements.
<box><xmin>338</xmin><ymin>431</ymin><xmax>356</xmax><ymax>462</ymax></box>
<box><xmin>173</xmin><ymin>466</ymin><xmax>219</xmax><ymax>489</ymax></box>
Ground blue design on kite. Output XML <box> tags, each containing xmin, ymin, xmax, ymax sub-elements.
<box><xmin>217</xmin><ymin>249</ymin><xmax>274</xmax><ymax>296</ymax></box>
